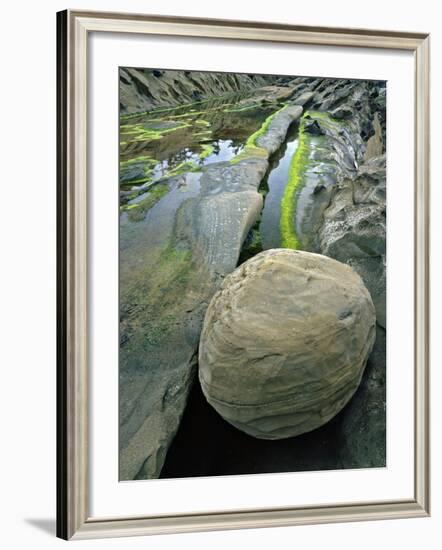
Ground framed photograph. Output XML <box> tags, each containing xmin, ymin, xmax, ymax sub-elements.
<box><xmin>57</xmin><ymin>9</ymin><xmax>430</xmax><ymax>540</ymax></box>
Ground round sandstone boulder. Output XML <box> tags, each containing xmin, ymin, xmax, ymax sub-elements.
<box><xmin>198</xmin><ymin>248</ymin><xmax>376</xmax><ymax>439</ymax></box>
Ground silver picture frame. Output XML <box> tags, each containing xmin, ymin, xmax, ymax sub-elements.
<box><xmin>56</xmin><ymin>9</ymin><xmax>430</xmax><ymax>540</ymax></box>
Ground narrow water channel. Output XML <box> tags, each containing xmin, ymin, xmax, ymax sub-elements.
<box><xmin>260</xmin><ymin>122</ymin><xmax>300</xmax><ymax>250</ymax></box>
<box><xmin>237</xmin><ymin>120</ymin><xmax>300</xmax><ymax>264</ymax></box>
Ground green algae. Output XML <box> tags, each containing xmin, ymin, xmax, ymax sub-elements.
<box><xmin>121</xmin><ymin>183</ymin><xmax>170</xmax><ymax>222</ymax></box>
<box><xmin>279</xmin><ymin>113</ymin><xmax>309</xmax><ymax>249</ymax></box>
<box><xmin>136</xmin><ymin>125</ymin><xmax>189</xmax><ymax>142</ymax></box>
<box><xmin>120</xmin><ymin>121</ymin><xmax>190</xmax><ymax>144</ymax></box>
<box><xmin>279</xmin><ymin>110</ymin><xmax>341</xmax><ymax>249</ymax></box>
<box><xmin>120</xmin><ymin>178</ymin><xmax>152</xmax><ymax>187</ymax></box>
<box><xmin>121</xmin><ymin>156</ymin><xmax>201</xmax><ymax>190</ymax></box>
<box><xmin>223</xmin><ymin>103</ymin><xmax>258</xmax><ymax>113</ymax></box>
<box><xmin>122</xmin><ymin>142</ymin><xmax>212</xmax><ymax>189</ymax></box>
<box><xmin>120</xmin><ymin>243</ymin><xmax>194</xmax><ymax>351</ymax></box>
<box><xmin>120</xmin><ymin>96</ymin><xmax>289</xmax><ymax>207</ymax></box>
<box><xmin>167</xmin><ymin>161</ymin><xmax>200</xmax><ymax>177</ymax></box>
<box><xmin>120</xmin><ymin>93</ymin><xmax>239</xmax><ymax>121</ymax></box>
<box><xmin>229</xmin><ymin>144</ymin><xmax>268</xmax><ymax>165</ymax></box>
<box><xmin>119</xmin><ymin>97</ymin><xmax>215</xmax><ymax>121</ymax></box>
<box><xmin>246</xmin><ymin>104</ymin><xmax>288</xmax><ymax>147</ymax></box>
<box><xmin>120</xmin><ymin>155</ymin><xmax>156</xmax><ymax>168</ymax></box>
<box><xmin>238</xmin><ymin>225</ymin><xmax>263</xmax><ymax>264</ymax></box>
<box><xmin>229</xmin><ymin>105</ymin><xmax>288</xmax><ymax>165</ymax></box>
<box><xmin>194</xmin><ymin>130</ymin><xmax>212</xmax><ymax>137</ymax></box>
<box><xmin>120</xmin><ymin>157</ymin><xmax>158</xmax><ymax>187</ymax></box>
<box><xmin>158</xmin><ymin>108</ymin><xmax>227</xmax><ymax>120</ymax></box>
<box><xmin>199</xmin><ymin>143</ymin><xmax>215</xmax><ymax>160</ymax></box>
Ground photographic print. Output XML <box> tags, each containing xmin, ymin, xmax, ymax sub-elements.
<box><xmin>118</xmin><ymin>68</ymin><xmax>387</xmax><ymax>481</ymax></box>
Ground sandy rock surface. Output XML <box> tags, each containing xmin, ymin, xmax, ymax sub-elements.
<box><xmin>199</xmin><ymin>249</ymin><xmax>376</xmax><ymax>439</ymax></box>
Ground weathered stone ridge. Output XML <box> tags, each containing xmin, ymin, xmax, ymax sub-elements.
<box><xmin>268</xmin><ymin>79</ymin><xmax>387</xmax><ymax>327</ymax></box>
<box><xmin>319</xmin><ymin>155</ymin><xmax>386</xmax><ymax>328</ymax></box>
<box><xmin>119</xmin><ymin>68</ymin><xmax>279</xmax><ymax>115</ymax></box>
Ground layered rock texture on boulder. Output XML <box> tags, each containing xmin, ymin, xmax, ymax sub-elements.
<box><xmin>199</xmin><ymin>249</ymin><xmax>376</xmax><ymax>439</ymax></box>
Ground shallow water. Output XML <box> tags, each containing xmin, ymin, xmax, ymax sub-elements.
<box><xmin>294</xmin><ymin>135</ymin><xmax>337</xmax><ymax>250</ymax></box>
<box><xmin>260</xmin><ymin>122</ymin><xmax>300</xmax><ymax>249</ymax></box>
<box><xmin>236</xmin><ymin>121</ymin><xmax>300</xmax><ymax>265</ymax></box>
<box><xmin>119</xmin><ymin>94</ymin><xmax>277</xmax><ymax>206</ymax></box>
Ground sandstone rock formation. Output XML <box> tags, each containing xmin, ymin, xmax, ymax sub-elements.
<box><xmin>280</xmin><ymin>96</ymin><xmax>387</xmax><ymax>328</ymax></box>
<box><xmin>338</xmin><ymin>325</ymin><xmax>386</xmax><ymax>468</ymax></box>
<box><xmin>119</xmin><ymin>72</ymin><xmax>387</xmax><ymax>478</ymax></box>
<box><xmin>199</xmin><ymin>249</ymin><xmax>376</xmax><ymax>439</ymax></box>
<box><xmin>319</xmin><ymin>155</ymin><xmax>386</xmax><ymax>327</ymax></box>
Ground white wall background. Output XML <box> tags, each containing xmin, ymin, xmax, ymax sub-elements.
<box><xmin>0</xmin><ymin>0</ymin><xmax>439</xmax><ymax>548</ymax></box>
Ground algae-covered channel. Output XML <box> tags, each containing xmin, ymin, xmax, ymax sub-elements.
<box><xmin>256</xmin><ymin>122</ymin><xmax>300</xmax><ymax>251</ymax></box>
<box><xmin>120</xmin><ymin>95</ymin><xmax>303</xmax><ymax>255</ymax></box>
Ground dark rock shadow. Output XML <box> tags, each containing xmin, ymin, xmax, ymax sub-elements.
<box><xmin>160</xmin><ymin>326</ymin><xmax>386</xmax><ymax>479</ymax></box>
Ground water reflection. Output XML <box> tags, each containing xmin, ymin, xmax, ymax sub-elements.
<box><xmin>119</xmin><ymin>94</ymin><xmax>276</xmax><ymax>203</ymax></box>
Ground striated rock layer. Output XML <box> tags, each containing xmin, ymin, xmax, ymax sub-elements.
<box><xmin>268</xmin><ymin>78</ymin><xmax>387</xmax><ymax>465</ymax></box>
<box><xmin>319</xmin><ymin>155</ymin><xmax>386</xmax><ymax>327</ymax></box>
<box><xmin>271</xmin><ymin>79</ymin><xmax>387</xmax><ymax>327</ymax></box>
<box><xmin>119</xmin><ymin>68</ymin><xmax>279</xmax><ymax>115</ymax></box>
<box><xmin>199</xmin><ymin>249</ymin><xmax>376</xmax><ymax>439</ymax></box>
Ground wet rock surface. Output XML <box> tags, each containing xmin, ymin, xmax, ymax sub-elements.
<box><xmin>119</xmin><ymin>72</ymin><xmax>387</xmax><ymax>479</ymax></box>
<box><xmin>319</xmin><ymin>156</ymin><xmax>386</xmax><ymax>327</ymax></box>
<box><xmin>199</xmin><ymin>249</ymin><xmax>376</xmax><ymax>439</ymax></box>
<box><xmin>119</xmin><ymin>104</ymin><xmax>303</xmax><ymax>480</ymax></box>
<box><xmin>256</xmin><ymin>105</ymin><xmax>303</xmax><ymax>154</ymax></box>
<box><xmin>120</xmin><ymin>68</ymin><xmax>279</xmax><ymax>115</ymax></box>
<box><xmin>272</xmin><ymin>80</ymin><xmax>387</xmax><ymax>327</ymax></box>
<box><xmin>338</xmin><ymin>325</ymin><xmax>386</xmax><ymax>468</ymax></box>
